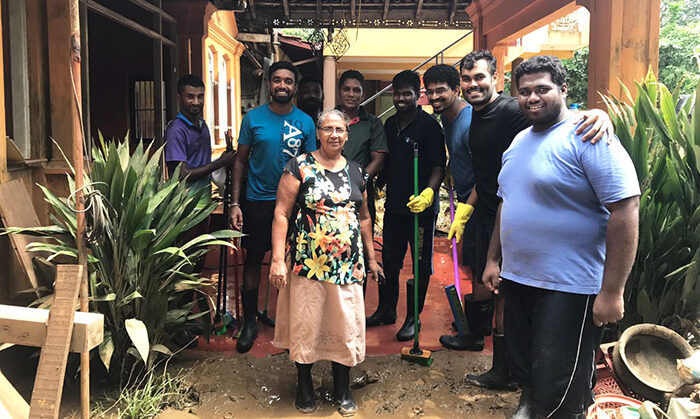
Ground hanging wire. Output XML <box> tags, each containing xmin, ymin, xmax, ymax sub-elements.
<box><xmin>67</xmin><ymin>182</ymin><xmax>115</xmax><ymax>245</ymax></box>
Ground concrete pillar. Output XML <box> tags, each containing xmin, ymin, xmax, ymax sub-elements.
<box><xmin>510</xmin><ymin>57</ymin><xmax>524</xmax><ymax>96</ymax></box>
<box><xmin>577</xmin><ymin>0</ymin><xmax>660</xmax><ymax>108</ymax></box>
<box><xmin>493</xmin><ymin>44</ymin><xmax>507</xmax><ymax>92</ymax></box>
<box><xmin>323</xmin><ymin>55</ymin><xmax>337</xmax><ymax>110</ymax></box>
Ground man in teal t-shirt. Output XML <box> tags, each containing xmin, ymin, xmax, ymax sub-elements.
<box><xmin>231</xmin><ymin>61</ymin><xmax>317</xmax><ymax>353</ymax></box>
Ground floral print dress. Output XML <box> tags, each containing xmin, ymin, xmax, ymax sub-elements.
<box><xmin>284</xmin><ymin>153</ymin><xmax>367</xmax><ymax>285</ymax></box>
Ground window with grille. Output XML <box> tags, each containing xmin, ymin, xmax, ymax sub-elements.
<box><xmin>133</xmin><ymin>80</ymin><xmax>165</xmax><ymax>141</ymax></box>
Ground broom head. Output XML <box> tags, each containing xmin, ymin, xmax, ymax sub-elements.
<box><xmin>401</xmin><ymin>346</ymin><xmax>433</xmax><ymax>366</ymax></box>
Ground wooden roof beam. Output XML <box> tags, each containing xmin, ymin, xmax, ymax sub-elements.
<box><xmin>415</xmin><ymin>0</ymin><xmax>424</xmax><ymax>23</ymax></box>
<box><xmin>448</xmin><ymin>0</ymin><xmax>458</xmax><ymax>24</ymax></box>
<box><xmin>282</xmin><ymin>0</ymin><xmax>290</xmax><ymax>18</ymax></box>
<box><xmin>249</xmin><ymin>0</ymin><xmax>257</xmax><ymax>20</ymax></box>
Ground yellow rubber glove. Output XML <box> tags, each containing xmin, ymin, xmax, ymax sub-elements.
<box><xmin>406</xmin><ymin>188</ymin><xmax>435</xmax><ymax>213</ymax></box>
<box><xmin>448</xmin><ymin>203</ymin><xmax>474</xmax><ymax>243</ymax></box>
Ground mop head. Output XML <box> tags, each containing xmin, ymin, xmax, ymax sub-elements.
<box><xmin>401</xmin><ymin>347</ymin><xmax>433</xmax><ymax>366</ymax></box>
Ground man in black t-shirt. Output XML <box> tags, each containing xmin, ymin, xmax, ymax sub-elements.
<box><xmin>367</xmin><ymin>70</ymin><xmax>446</xmax><ymax>342</ymax></box>
<box><xmin>439</xmin><ymin>50</ymin><xmax>614</xmax><ymax>391</ymax></box>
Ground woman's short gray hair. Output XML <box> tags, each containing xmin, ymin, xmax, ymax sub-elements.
<box><xmin>317</xmin><ymin>109</ymin><xmax>351</xmax><ymax>128</ymax></box>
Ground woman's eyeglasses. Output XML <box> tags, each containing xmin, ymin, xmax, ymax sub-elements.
<box><xmin>319</xmin><ymin>126</ymin><xmax>347</xmax><ymax>135</ymax></box>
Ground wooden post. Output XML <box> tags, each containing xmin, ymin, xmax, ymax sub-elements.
<box><xmin>67</xmin><ymin>1</ymin><xmax>90</xmax><ymax>418</ymax></box>
<box><xmin>0</xmin><ymin>4</ymin><xmax>8</xmax><ymax>184</ymax></box>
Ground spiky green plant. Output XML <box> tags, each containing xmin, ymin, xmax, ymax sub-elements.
<box><xmin>602</xmin><ymin>72</ymin><xmax>699</xmax><ymax>332</ymax></box>
<box><xmin>3</xmin><ymin>137</ymin><xmax>242</xmax><ymax>378</ymax></box>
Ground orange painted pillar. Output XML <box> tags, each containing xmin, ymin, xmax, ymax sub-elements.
<box><xmin>577</xmin><ymin>0</ymin><xmax>660</xmax><ymax>108</ymax></box>
<box><xmin>510</xmin><ymin>57</ymin><xmax>524</xmax><ymax>96</ymax></box>
<box><xmin>493</xmin><ymin>44</ymin><xmax>507</xmax><ymax>92</ymax></box>
<box><xmin>323</xmin><ymin>55</ymin><xmax>337</xmax><ymax>111</ymax></box>
<box><xmin>468</xmin><ymin>0</ymin><xmax>488</xmax><ymax>51</ymax></box>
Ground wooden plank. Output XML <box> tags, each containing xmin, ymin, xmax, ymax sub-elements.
<box><xmin>0</xmin><ymin>371</ymin><xmax>29</xmax><ymax>419</ymax></box>
<box><xmin>0</xmin><ymin>304</ymin><xmax>103</xmax><ymax>353</ymax></box>
<box><xmin>29</xmin><ymin>264</ymin><xmax>82</xmax><ymax>419</ymax></box>
<box><xmin>0</xmin><ymin>179</ymin><xmax>47</xmax><ymax>292</ymax></box>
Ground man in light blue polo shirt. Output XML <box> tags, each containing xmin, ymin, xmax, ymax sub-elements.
<box><xmin>230</xmin><ymin>61</ymin><xmax>317</xmax><ymax>353</ymax></box>
<box><xmin>483</xmin><ymin>56</ymin><xmax>640</xmax><ymax>418</ymax></box>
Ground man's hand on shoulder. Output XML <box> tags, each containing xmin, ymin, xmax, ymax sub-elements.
<box><xmin>574</xmin><ymin>109</ymin><xmax>614</xmax><ymax>145</ymax></box>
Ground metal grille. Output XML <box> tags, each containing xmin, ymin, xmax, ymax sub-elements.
<box><xmin>134</xmin><ymin>81</ymin><xmax>155</xmax><ymax>140</ymax></box>
<box><xmin>134</xmin><ymin>80</ymin><xmax>165</xmax><ymax>140</ymax></box>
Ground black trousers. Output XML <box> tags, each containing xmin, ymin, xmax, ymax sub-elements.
<box><xmin>503</xmin><ymin>280</ymin><xmax>603</xmax><ymax>418</ymax></box>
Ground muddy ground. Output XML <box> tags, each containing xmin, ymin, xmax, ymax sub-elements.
<box><xmin>156</xmin><ymin>349</ymin><xmax>519</xmax><ymax>419</ymax></box>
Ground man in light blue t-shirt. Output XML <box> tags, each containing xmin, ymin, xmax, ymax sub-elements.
<box><xmin>483</xmin><ymin>56</ymin><xmax>640</xmax><ymax>418</ymax></box>
<box><xmin>230</xmin><ymin>61</ymin><xmax>317</xmax><ymax>353</ymax></box>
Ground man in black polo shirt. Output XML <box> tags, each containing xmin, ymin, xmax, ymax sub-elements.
<box><xmin>368</xmin><ymin>70</ymin><xmax>446</xmax><ymax>341</ymax></box>
<box><xmin>336</xmin><ymin>70</ymin><xmax>387</xmax><ymax>226</ymax></box>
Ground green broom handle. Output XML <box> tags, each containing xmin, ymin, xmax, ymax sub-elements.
<box><xmin>413</xmin><ymin>141</ymin><xmax>420</xmax><ymax>351</ymax></box>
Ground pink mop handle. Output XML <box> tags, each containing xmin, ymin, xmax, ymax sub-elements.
<box><xmin>449</xmin><ymin>187</ymin><xmax>462</xmax><ymax>299</ymax></box>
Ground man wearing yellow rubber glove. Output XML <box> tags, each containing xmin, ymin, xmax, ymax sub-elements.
<box><xmin>406</xmin><ymin>187</ymin><xmax>435</xmax><ymax>212</ymax></box>
<box><xmin>366</xmin><ymin>70</ymin><xmax>446</xmax><ymax>342</ymax></box>
<box><xmin>448</xmin><ymin>202</ymin><xmax>475</xmax><ymax>243</ymax></box>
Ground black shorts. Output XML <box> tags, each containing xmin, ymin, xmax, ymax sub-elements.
<box><xmin>473</xmin><ymin>220</ymin><xmax>495</xmax><ymax>284</ymax></box>
<box><xmin>503</xmin><ymin>280</ymin><xmax>603</xmax><ymax>417</ymax></box>
<box><xmin>382</xmin><ymin>212</ymin><xmax>436</xmax><ymax>278</ymax></box>
<box><xmin>241</xmin><ymin>198</ymin><xmax>276</xmax><ymax>253</ymax></box>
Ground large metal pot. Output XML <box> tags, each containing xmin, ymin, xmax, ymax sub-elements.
<box><xmin>612</xmin><ymin>324</ymin><xmax>693</xmax><ymax>402</ymax></box>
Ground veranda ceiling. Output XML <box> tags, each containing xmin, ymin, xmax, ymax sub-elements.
<box><xmin>221</xmin><ymin>0</ymin><xmax>473</xmax><ymax>30</ymax></box>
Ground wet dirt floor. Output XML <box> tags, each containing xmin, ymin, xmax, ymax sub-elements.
<box><xmin>159</xmin><ymin>349</ymin><xmax>520</xmax><ymax>419</ymax></box>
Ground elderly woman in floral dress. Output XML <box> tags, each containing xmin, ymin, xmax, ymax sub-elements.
<box><xmin>270</xmin><ymin>108</ymin><xmax>382</xmax><ymax>417</ymax></box>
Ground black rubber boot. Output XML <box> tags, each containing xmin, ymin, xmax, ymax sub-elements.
<box><xmin>366</xmin><ymin>272</ymin><xmax>398</xmax><ymax>327</ymax></box>
<box><xmin>295</xmin><ymin>362</ymin><xmax>317</xmax><ymax>413</ymax></box>
<box><xmin>396</xmin><ymin>278</ymin><xmax>429</xmax><ymax>342</ymax></box>
<box><xmin>465</xmin><ymin>334</ymin><xmax>517</xmax><ymax>390</ymax></box>
<box><xmin>466</xmin><ymin>295</ymin><xmax>494</xmax><ymax>336</ymax></box>
<box><xmin>439</xmin><ymin>296</ymin><xmax>493</xmax><ymax>350</ymax></box>
<box><xmin>236</xmin><ymin>288</ymin><xmax>259</xmax><ymax>353</ymax></box>
<box><xmin>511</xmin><ymin>386</ymin><xmax>535</xmax><ymax>419</ymax></box>
<box><xmin>332</xmin><ymin>362</ymin><xmax>357</xmax><ymax>417</ymax></box>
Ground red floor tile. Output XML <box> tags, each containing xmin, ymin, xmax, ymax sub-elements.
<box><xmin>193</xmin><ymin>237</ymin><xmax>493</xmax><ymax>357</ymax></box>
